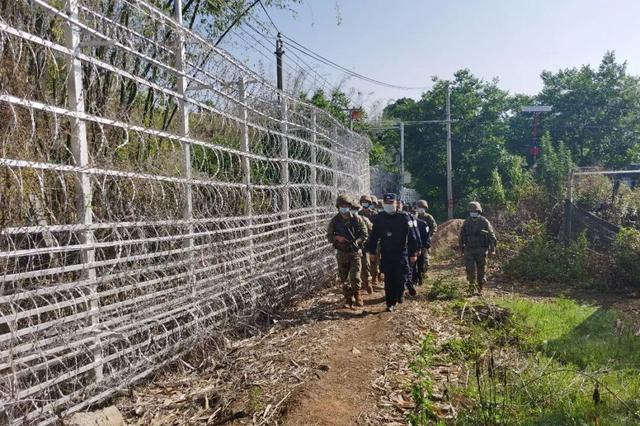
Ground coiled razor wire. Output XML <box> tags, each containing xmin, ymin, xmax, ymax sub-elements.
<box><xmin>0</xmin><ymin>0</ymin><xmax>371</xmax><ymax>423</ymax></box>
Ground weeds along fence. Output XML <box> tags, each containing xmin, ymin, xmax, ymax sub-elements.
<box><xmin>563</xmin><ymin>201</ymin><xmax>620</xmax><ymax>250</ymax></box>
<box><xmin>563</xmin><ymin>169</ymin><xmax>640</xmax><ymax>250</ymax></box>
<box><xmin>0</xmin><ymin>0</ymin><xmax>370</xmax><ymax>423</ymax></box>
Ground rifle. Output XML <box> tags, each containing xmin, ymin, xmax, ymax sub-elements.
<box><xmin>333</xmin><ymin>218</ymin><xmax>360</xmax><ymax>251</ymax></box>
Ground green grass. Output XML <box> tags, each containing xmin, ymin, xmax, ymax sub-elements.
<box><xmin>499</xmin><ymin>297</ymin><xmax>640</xmax><ymax>369</ymax></box>
<box><xmin>427</xmin><ymin>274</ymin><xmax>467</xmax><ymax>301</ymax></box>
<box><xmin>412</xmin><ymin>297</ymin><xmax>640</xmax><ymax>425</ymax></box>
<box><xmin>408</xmin><ymin>334</ymin><xmax>438</xmax><ymax>425</ymax></box>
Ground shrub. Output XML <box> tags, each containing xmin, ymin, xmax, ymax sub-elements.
<box><xmin>427</xmin><ymin>275</ymin><xmax>466</xmax><ymax>300</ymax></box>
<box><xmin>611</xmin><ymin>227</ymin><xmax>640</xmax><ymax>288</ymax></box>
<box><xmin>573</xmin><ymin>174</ymin><xmax>613</xmax><ymax>211</ymax></box>
<box><xmin>504</xmin><ymin>221</ymin><xmax>592</xmax><ymax>284</ymax></box>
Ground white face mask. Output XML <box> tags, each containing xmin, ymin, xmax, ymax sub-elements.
<box><xmin>417</xmin><ymin>208</ymin><xmax>426</xmax><ymax>214</ymax></box>
<box><xmin>470</xmin><ymin>212</ymin><xmax>480</xmax><ymax>218</ymax></box>
<box><xmin>350</xmin><ymin>209</ymin><xmax>359</xmax><ymax>215</ymax></box>
<box><xmin>383</xmin><ymin>204</ymin><xmax>396</xmax><ymax>214</ymax></box>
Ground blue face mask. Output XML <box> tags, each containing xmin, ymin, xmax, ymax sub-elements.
<box><xmin>470</xmin><ymin>212</ymin><xmax>480</xmax><ymax>218</ymax></box>
<box><xmin>383</xmin><ymin>204</ymin><xmax>396</xmax><ymax>214</ymax></box>
<box><xmin>350</xmin><ymin>209</ymin><xmax>360</xmax><ymax>215</ymax></box>
<box><xmin>362</xmin><ymin>202</ymin><xmax>370</xmax><ymax>208</ymax></box>
<box><xmin>339</xmin><ymin>207</ymin><xmax>350</xmax><ymax>215</ymax></box>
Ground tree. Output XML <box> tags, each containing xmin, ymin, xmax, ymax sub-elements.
<box><xmin>304</xmin><ymin>88</ymin><xmax>368</xmax><ymax>132</ymax></box>
<box><xmin>537</xmin><ymin>51</ymin><xmax>640</xmax><ymax>167</ymax></box>
<box><xmin>377</xmin><ymin>70</ymin><xmax>529</xmax><ymax>219</ymax></box>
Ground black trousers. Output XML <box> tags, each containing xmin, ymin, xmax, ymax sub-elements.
<box><xmin>381</xmin><ymin>255</ymin><xmax>408</xmax><ymax>307</ymax></box>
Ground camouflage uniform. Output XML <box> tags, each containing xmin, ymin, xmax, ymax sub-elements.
<box><xmin>459</xmin><ymin>202</ymin><xmax>497</xmax><ymax>291</ymax></box>
<box><xmin>327</xmin><ymin>195</ymin><xmax>368</xmax><ymax>307</ymax></box>
<box><xmin>358</xmin><ymin>195</ymin><xmax>378</xmax><ymax>292</ymax></box>
<box><xmin>418</xmin><ymin>207</ymin><xmax>437</xmax><ymax>274</ymax></box>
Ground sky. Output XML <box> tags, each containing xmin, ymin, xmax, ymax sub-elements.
<box><xmin>234</xmin><ymin>0</ymin><xmax>640</xmax><ymax>113</ymax></box>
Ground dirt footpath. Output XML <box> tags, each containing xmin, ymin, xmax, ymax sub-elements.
<box><xmin>116</xmin><ymin>222</ymin><xmax>468</xmax><ymax>425</ymax></box>
<box><xmin>116</xmin><ymin>270</ymin><xmax>459</xmax><ymax>425</ymax></box>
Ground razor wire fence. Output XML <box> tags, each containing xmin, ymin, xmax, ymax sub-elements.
<box><xmin>0</xmin><ymin>0</ymin><xmax>371</xmax><ymax>423</ymax></box>
<box><xmin>562</xmin><ymin>169</ymin><xmax>640</xmax><ymax>250</ymax></box>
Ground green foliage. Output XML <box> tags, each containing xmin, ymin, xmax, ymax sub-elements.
<box><xmin>408</xmin><ymin>334</ymin><xmax>437</xmax><ymax>425</ymax></box>
<box><xmin>481</xmin><ymin>168</ymin><xmax>508</xmax><ymax>211</ymax></box>
<box><xmin>439</xmin><ymin>298</ymin><xmax>640</xmax><ymax>425</ymax></box>
<box><xmin>502</xmin><ymin>298</ymin><xmax>640</xmax><ymax>369</ymax></box>
<box><xmin>427</xmin><ymin>274</ymin><xmax>466</xmax><ymax>300</ymax></box>
<box><xmin>505</xmin><ymin>221</ymin><xmax>592</xmax><ymax>284</ymax></box>
<box><xmin>375</xmin><ymin>71</ymin><xmax>537</xmax><ymax>219</ymax></box>
<box><xmin>303</xmin><ymin>88</ymin><xmax>369</xmax><ymax>132</ymax></box>
<box><xmin>368</xmin><ymin>140</ymin><xmax>391</xmax><ymax>168</ymax></box>
<box><xmin>574</xmin><ymin>174</ymin><xmax>614</xmax><ymax>211</ymax></box>
<box><xmin>536</xmin><ymin>132</ymin><xmax>573</xmax><ymax>197</ymax></box>
<box><xmin>537</xmin><ymin>51</ymin><xmax>640</xmax><ymax>167</ymax></box>
<box><xmin>373</xmin><ymin>52</ymin><xmax>640</xmax><ymax>220</ymax></box>
<box><xmin>573</xmin><ymin>175</ymin><xmax>640</xmax><ymax>227</ymax></box>
<box><xmin>611</xmin><ymin>227</ymin><xmax>640</xmax><ymax>288</ymax></box>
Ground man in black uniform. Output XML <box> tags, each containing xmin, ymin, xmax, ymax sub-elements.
<box><xmin>367</xmin><ymin>193</ymin><xmax>419</xmax><ymax>312</ymax></box>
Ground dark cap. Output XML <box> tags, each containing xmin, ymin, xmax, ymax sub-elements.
<box><xmin>383</xmin><ymin>193</ymin><xmax>397</xmax><ymax>202</ymax></box>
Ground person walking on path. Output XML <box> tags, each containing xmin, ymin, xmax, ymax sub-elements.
<box><xmin>327</xmin><ymin>195</ymin><xmax>368</xmax><ymax>308</ymax></box>
<box><xmin>367</xmin><ymin>193</ymin><xmax>419</xmax><ymax>312</ymax></box>
<box><xmin>413</xmin><ymin>200</ymin><xmax>437</xmax><ymax>285</ymax></box>
<box><xmin>358</xmin><ymin>194</ymin><xmax>378</xmax><ymax>293</ymax></box>
<box><xmin>459</xmin><ymin>201</ymin><xmax>497</xmax><ymax>295</ymax></box>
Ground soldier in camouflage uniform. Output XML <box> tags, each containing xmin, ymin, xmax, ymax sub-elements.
<box><xmin>358</xmin><ymin>195</ymin><xmax>377</xmax><ymax>293</ymax></box>
<box><xmin>459</xmin><ymin>201</ymin><xmax>497</xmax><ymax>294</ymax></box>
<box><xmin>327</xmin><ymin>195</ymin><xmax>368</xmax><ymax>308</ymax></box>
<box><xmin>415</xmin><ymin>200</ymin><xmax>437</xmax><ymax>281</ymax></box>
<box><xmin>368</xmin><ymin>195</ymin><xmax>383</xmax><ymax>286</ymax></box>
<box><xmin>370</xmin><ymin>195</ymin><xmax>379</xmax><ymax>211</ymax></box>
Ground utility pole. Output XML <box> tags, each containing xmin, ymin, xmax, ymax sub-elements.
<box><xmin>399</xmin><ymin>121</ymin><xmax>405</xmax><ymax>186</ymax></box>
<box><xmin>446</xmin><ymin>83</ymin><xmax>453</xmax><ymax>220</ymax></box>
<box><xmin>275</xmin><ymin>33</ymin><xmax>284</xmax><ymax>93</ymax></box>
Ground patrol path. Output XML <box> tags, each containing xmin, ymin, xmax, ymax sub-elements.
<box><xmin>114</xmin><ymin>271</ymin><xmax>455</xmax><ymax>425</ymax></box>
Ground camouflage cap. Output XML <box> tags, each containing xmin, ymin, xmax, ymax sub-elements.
<box><xmin>416</xmin><ymin>200</ymin><xmax>428</xmax><ymax>209</ymax></box>
<box><xmin>371</xmin><ymin>195</ymin><xmax>378</xmax><ymax>203</ymax></box>
<box><xmin>468</xmin><ymin>201</ymin><xmax>482</xmax><ymax>212</ymax></box>
<box><xmin>359</xmin><ymin>194</ymin><xmax>372</xmax><ymax>203</ymax></box>
<box><xmin>336</xmin><ymin>194</ymin><xmax>352</xmax><ymax>208</ymax></box>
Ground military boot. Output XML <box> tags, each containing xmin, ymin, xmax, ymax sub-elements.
<box><xmin>354</xmin><ymin>290</ymin><xmax>364</xmax><ymax>307</ymax></box>
<box><xmin>362</xmin><ymin>280</ymin><xmax>373</xmax><ymax>295</ymax></box>
<box><xmin>342</xmin><ymin>287</ymin><xmax>353</xmax><ymax>309</ymax></box>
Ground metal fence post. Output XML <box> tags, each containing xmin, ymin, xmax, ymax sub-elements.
<box><xmin>332</xmin><ymin>127</ymin><xmax>339</xmax><ymax>201</ymax></box>
<box><xmin>174</xmin><ymin>0</ymin><xmax>195</xmax><ymax>295</ymax></box>
<box><xmin>238</xmin><ymin>78</ymin><xmax>254</xmax><ymax>261</ymax></box>
<box><xmin>310</xmin><ymin>110</ymin><xmax>317</xmax><ymax>228</ymax></box>
<box><xmin>65</xmin><ymin>0</ymin><xmax>102</xmax><ymax>381</ymax></box>
<box><xmin>281</xmin><ymin>97</ymin><xmax>290</xmax><ymax>258</ymax></box>
<box><xmin>566</xmin><ymin>170</ymin><xmax>575</xmax><ymax>242</ymax></box>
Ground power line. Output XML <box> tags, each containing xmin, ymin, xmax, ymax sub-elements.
<box><xmin>281</xmin><ymin>34</ymin><xmax>429</xmax><ymax>91</ymax></box>
<box><xmin>215</xmin><ymin>0</ymin><xmax>261</xmax><ymax>46</ymax></box>
<box><xmin>241</xmin><ymin>19</ymin><xmax>362</xmax><ymax>107</ymax></box>
<box><xmin>258</xmin><ymin>0</ymin><xmax>279</xmax><ymax>33</ymax></box>
<box><xmin>243</xmin><ymin>21</ymin><xmax>339</xmax><ymax>96</ymax></box>
<box><xmin>255</xmin><ymin>2</ymin><xmax>429</xmax><ymax>91</ymax></box>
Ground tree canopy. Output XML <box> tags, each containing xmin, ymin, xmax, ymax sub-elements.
<box><xmin>372</xmin><ymin>52</ymin><xmax>640</xmax><ymax>219</ymax></box>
